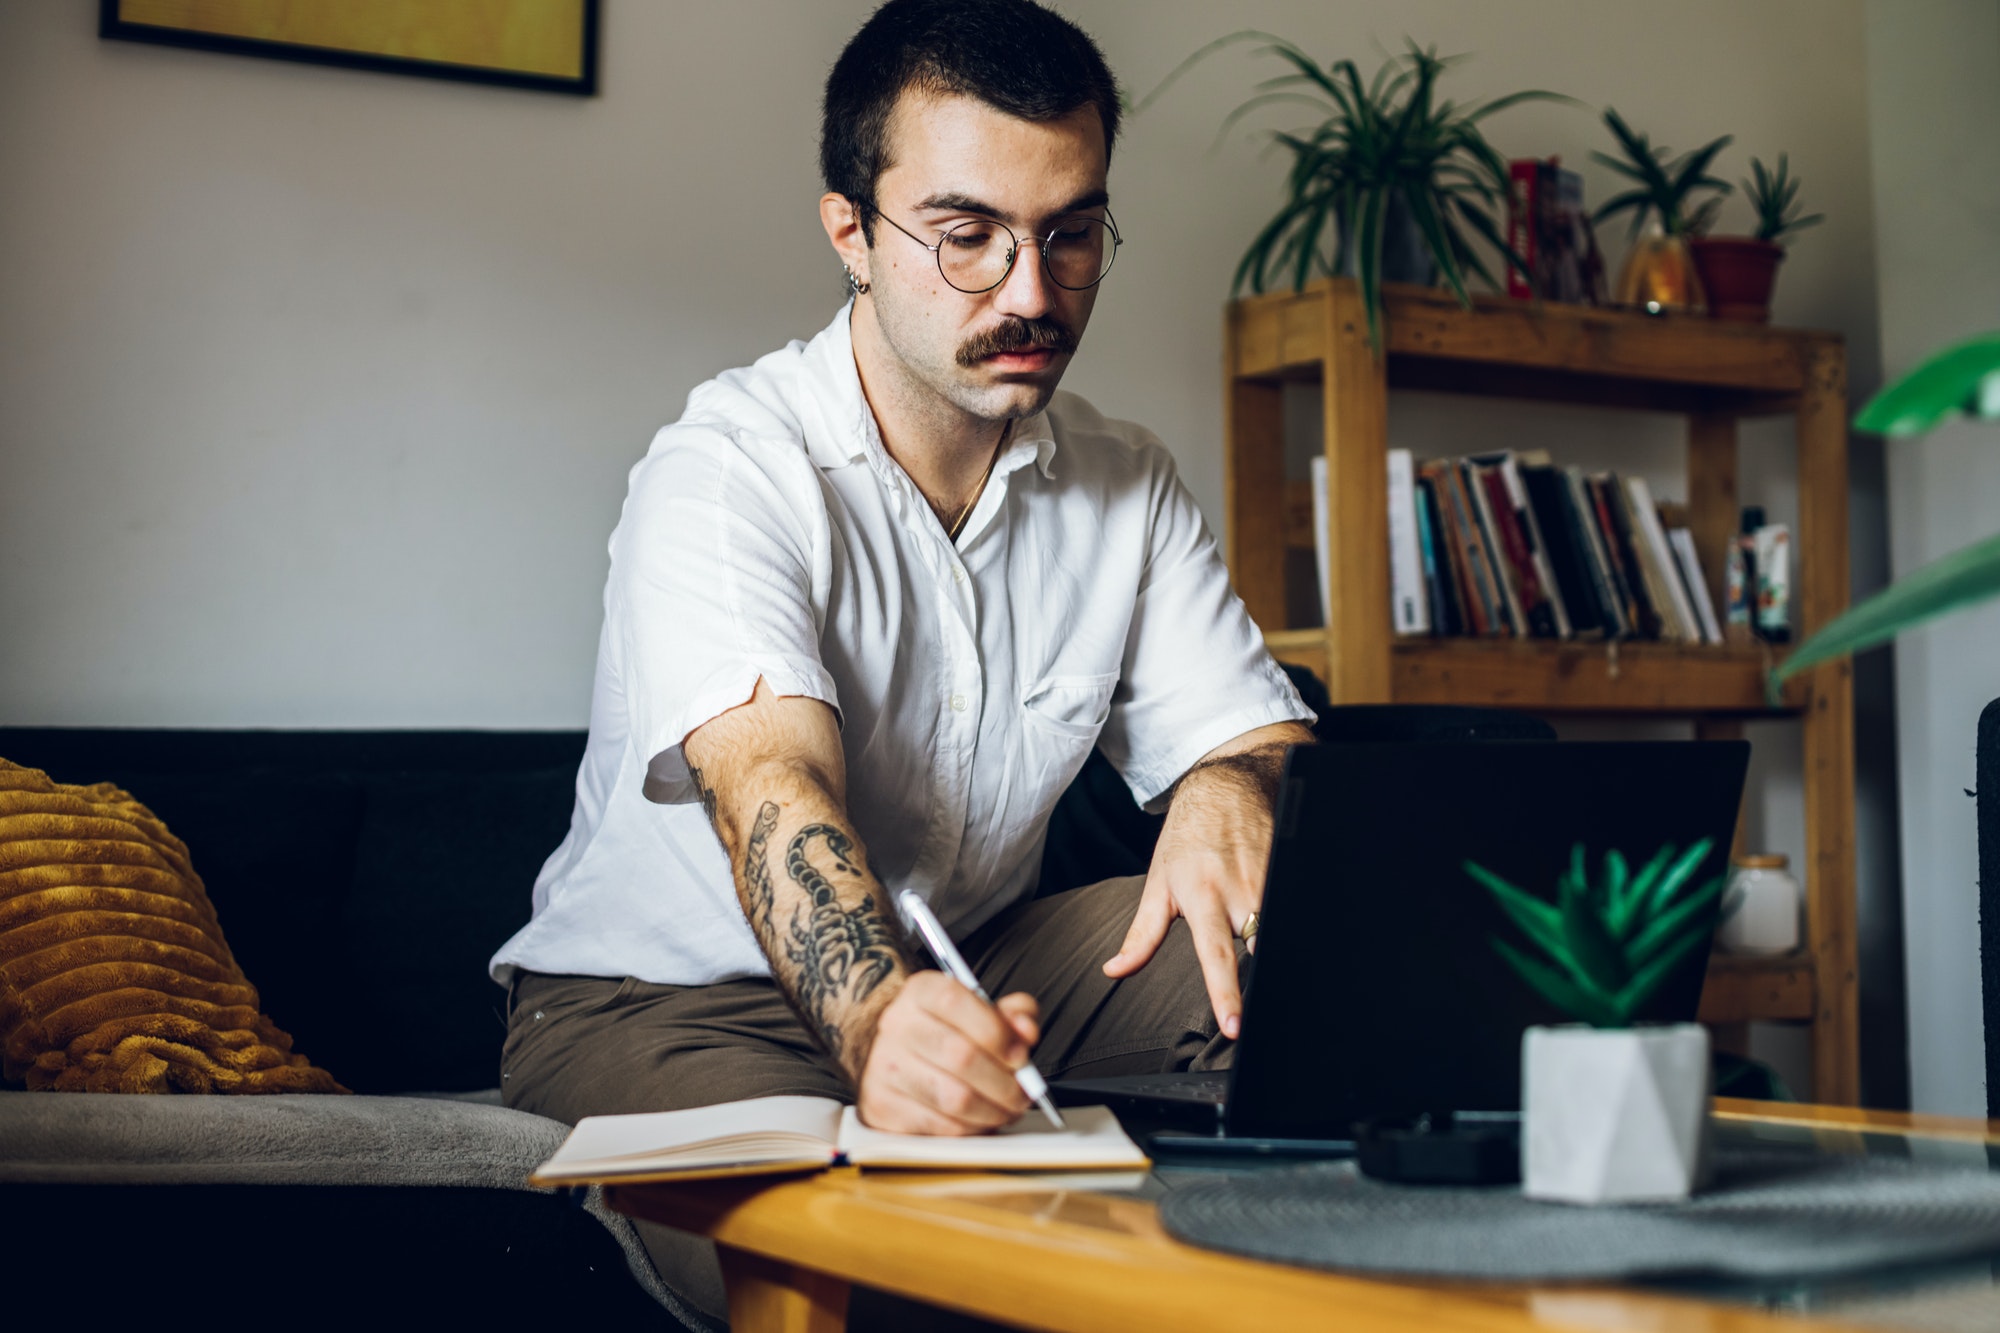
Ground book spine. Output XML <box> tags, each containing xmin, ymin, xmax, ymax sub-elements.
<box><xmin>1507</xmin><ymin>159</ymin><xmax>1540</xmax><ymax>299</ymax></box>
<box><xmin>1474</xmin><ymin>462</ymin><xmax>1549</xmax><ymax>636</ymax></box>
<box><xmin>1592</xmin><ymin>473</ymin><xmax>1661</xmax><ymax>639</ymax></box>
<box><xmin>1459</xmin><ymin>461</ymin><xmax>1520</xmax><ymax>635</ymax></box>
<box><xmin>1435</xmin><ymin>462</ymin><xmax>1497</xmax><ymax>635</ymax></box>
<box><xmin>1387</xmin><ymin>449</ymin><xmax>1430</xmax><ymax>635</ymax></box>
<box><xmin>1564</xmin><ymin>466</ymin><xmax>1629</xmax><ymax>638</ymax></box>
<box><xmin>1524</xmin><ymin>463</ymin><xmax>1604</xmax><ymax>640</ymax></box>
<box><xmin>1624</xmin><ymin>477</ymin><xmax>1701</xmax><ymax>643</ymax></box>
<box><xmin>1499</xmin><ymin>454</ymin><xmax>1574</xmax><ymax>639</ymax></box>
<box><xmin>1414</xmin><ymin>476</ymin><xmax>1459</xmax><ymax>636</ymax></box>
<box><xmin>1309</xmin><ymin>455</ymin><xmax>1332</xmax><ymax>629</ymax></box>
<box><xmin>1669</xmin><ymin>527</ymin><xmax>1725</xmax><ymax>644</ymax></box>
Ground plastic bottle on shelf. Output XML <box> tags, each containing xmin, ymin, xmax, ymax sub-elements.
<box><xmin>1718</xmin><ymin>854</ymin><xmax>1803</xmax><ymax>956</ymax></box>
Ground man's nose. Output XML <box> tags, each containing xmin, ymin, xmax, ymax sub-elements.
<box><xmin>990</xmin><ymin>236</ymin><xmax>1056</xmax><ymax>318</ymax></box>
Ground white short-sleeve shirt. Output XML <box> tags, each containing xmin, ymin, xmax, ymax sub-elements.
<box><xmin>489</xmin><ymin>306</ymin><xmax>1314</xmax><ymax>986</ymax></box>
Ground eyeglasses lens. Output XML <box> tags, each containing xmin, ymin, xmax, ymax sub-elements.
<box><xmin>938</xmin><ymin>217</ymin><xmax>1116</xmax><ymax>293</ymax></box>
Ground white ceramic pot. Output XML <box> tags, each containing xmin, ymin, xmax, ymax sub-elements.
<box><xmin>1522</xmin><ymin>1023</ymin><xmax>1710</xmax><ymax>1204</ymax></box>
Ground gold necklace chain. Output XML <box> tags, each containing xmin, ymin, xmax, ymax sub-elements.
<box><xmin>945</xmin><ymin>430</ymin><xmax>1008</xmax><ymax>543</ymax></box>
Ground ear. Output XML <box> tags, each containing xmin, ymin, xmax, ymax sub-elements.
<box><xmin>820</xmin><ymin>193</ymin><xmax>870</xmax><ymax>290</ymax></box>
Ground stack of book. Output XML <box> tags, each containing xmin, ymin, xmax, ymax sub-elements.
<box><xmin>1368</xmin><ymin>448</ymin><xmax>1726</xmax><ymax>644</ymax></box>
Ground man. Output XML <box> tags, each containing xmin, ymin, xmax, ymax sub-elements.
<box><xmin>493</xmin><ymin>0</ymin><xmax>1313</xmax><ymax>1319</ymax></box>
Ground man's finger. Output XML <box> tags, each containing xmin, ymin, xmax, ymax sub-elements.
<box><xmin>902</xmin><ymin>984</ymin><xmax>1030</xmax><ymax>1114</ymax></box>
<box><xmin>916</xmin><ymin>973</ymin><xmax>1033</xmax><ymax>1066</ymax></box>
<box><xmin>1181</xmin><ymin>893</ymin><xmax>1245</xmax><ymax>1039</ymax></box>
<box><xmin>862</xmin><ymin>1084</ymin><xmax>978</xmax><ymax>1136</ymax></box>
<box><xmin>901</xmin><ymin>1039</ymin><xmax>1024</xmax><ymax>1128</ymax></box>
<box><xmin>995</xmin><ymin>992</ymin><xmax>1041</xmax><ymax>1056</ymax></box>
<box><xmin>1103</xmin><ymin>878</ymin><xmax>1175</xmax><ymax>977</ymax></box>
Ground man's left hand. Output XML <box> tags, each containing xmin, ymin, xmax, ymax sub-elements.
<box><xmin>1100</xmin><ymin>722</ymin><xmax>1313</xmax><ymax>1038</ymax></box>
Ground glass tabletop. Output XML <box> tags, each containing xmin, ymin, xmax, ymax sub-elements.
<box><xmin>926</xmin><ymin>1110</ymin><xmax>2000</xmax><ymax>1333</ymax></box>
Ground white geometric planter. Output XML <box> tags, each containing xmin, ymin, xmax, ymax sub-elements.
<box><xmin>1522</xmin><ymin>1023</ymin><xmax>1711</xmax><ymax>1204</ymax></box>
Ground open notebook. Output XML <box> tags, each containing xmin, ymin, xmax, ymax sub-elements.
<box><xmin>528</xmin><ymin>1095</ymin><xmax>1146</xmax><ymax>1186</ymax></box>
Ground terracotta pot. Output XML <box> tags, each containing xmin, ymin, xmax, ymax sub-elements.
<box><xmin>1613</xmin><ymin>229</ymin><xmax>1706</xmax><ymax>314</ymax></box>
<box><xmin>1690</xmin><ymin>236</ymin><xmax>1785</xmax><ymax>322</ymax></box>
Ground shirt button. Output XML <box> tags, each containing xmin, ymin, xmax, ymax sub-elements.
<box><xmin>953</xmin><ymin>567</ymin><xmax>966</xmax><ymax>585</ymax></box>
<box><xmin>949</xmin><ymin>694</ymin><xmax>967</xmax><ymax>712</ymax></box>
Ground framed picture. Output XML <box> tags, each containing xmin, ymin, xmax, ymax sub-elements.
<box><xmin>100</xmin><ymin>0</ymin><xmax>600</xmax><ymax>97</ymax></box>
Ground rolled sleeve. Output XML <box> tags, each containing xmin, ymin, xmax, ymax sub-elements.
<box><xmin>1097</xmin><ymin>447</ymin><xmax>1316</xmax><ymax>811</ymax></box>
<box><xmin>610</xmin><ymin>426</ymin><xmax>840</xmax><ymax>804</ymax></box>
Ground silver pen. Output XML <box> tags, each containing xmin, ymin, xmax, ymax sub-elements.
<box><xmin>895</xmin><ymin>888</ymin><xmax>1066</xmax><ymax>1130</ymax></box>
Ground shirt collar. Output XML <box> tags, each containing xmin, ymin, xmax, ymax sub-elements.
<box><xmin>800</xmin><ymin>302</ymin><xmax>1060</xmax><ymax>482</ymax></box>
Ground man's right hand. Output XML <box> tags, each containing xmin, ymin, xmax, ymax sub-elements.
<box><xmin>855</xmin><ymin>971</ymin><xmax>1042</xmax><ymax>1135</ymax></box>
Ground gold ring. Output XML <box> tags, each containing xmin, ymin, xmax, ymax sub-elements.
<box><xmin>1236</xmin><ymin>911</ymin><xmax>1260</xmax><ymax>942</ymax></box>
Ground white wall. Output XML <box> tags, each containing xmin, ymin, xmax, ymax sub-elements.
<box><xmin>1</xmin><ymin>0</ymin><xmax>1882</xmax><ymax>727</ymax></box>
<box><xmin>1865</xmin><ymin>0</ymin><xmax>2000</xmax><ymax>1118</ymax></box>
<box><xmin>1</xmin><ymin>2</ymin><xmax>1904</xmax><ymax>1091</ymax></box>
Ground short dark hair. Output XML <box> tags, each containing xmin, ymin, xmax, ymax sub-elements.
<box><xmin>820</xmin><ymin>0</ymin><xmax>1121</xmax><ymax>241</ymax></box>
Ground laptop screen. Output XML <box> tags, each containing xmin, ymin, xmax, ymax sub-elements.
<box><xmin>1224</xmin><ymin>740</ymin><xmax>1749</xmax><ymax>1138</ymax></box>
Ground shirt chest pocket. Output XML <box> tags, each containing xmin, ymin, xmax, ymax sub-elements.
<box><xmin>1021</xmin><ymin>670</ymin><xmax>1119</xmax><ymax>743</ymax></box>
<box><xmin>1003</xmin><ymin>671</ymin><xmax>1121</xmax><ymax>846</ymax></box>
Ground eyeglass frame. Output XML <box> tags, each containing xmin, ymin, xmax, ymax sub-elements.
<box><xmin>866</xmin><ymin>205</ymin><xmax>1123</xmax><ymax>294</ymax></box>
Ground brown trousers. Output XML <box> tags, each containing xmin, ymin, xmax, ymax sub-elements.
<box><xmin>501</xmin><ymin>875</ymin><xmax>1236</xmax><ymax>1327</ymax></box>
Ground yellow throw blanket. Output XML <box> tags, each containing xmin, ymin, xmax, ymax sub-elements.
<box><xmin>0</xmin><ymin>760</ymin><xmax>344</xmax><ymax>1093</ymax></box>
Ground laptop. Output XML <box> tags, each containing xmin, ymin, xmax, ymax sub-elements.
<box><xmin>1051</xmin><ymin>739</ymin><xmax>1750</xmax><ymax>1141</ymax></box>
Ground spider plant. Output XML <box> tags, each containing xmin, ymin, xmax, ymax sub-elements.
<box><xmin>1465</xmin><ymin>839</ymin><xmax>1728</xmax><ymax>1029</ymax></box>
<box><xmin>1771</xmin><ymin>332</ymin><xmax>2000</xmax><ymax>696</ymax></box>
<box><xmin>1591</xmin><ymin>108</ymin><xmax>1732</xmax><ymax>239</ymax></box>
<box><xmin>1143</xmin><ymin>34</ymin><xmax>1572</xmax><ymax>351</ymax></box>
<box><xmin>1744</xmin><ymin>153</ymin><xmax>1824</xmax><ymax>246</ymax></box>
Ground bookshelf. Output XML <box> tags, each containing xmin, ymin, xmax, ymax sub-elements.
<box><xmin>1225</xmin><ymin>278</ymin><xmax>1858</xmax><ymax>1104</ymax></box>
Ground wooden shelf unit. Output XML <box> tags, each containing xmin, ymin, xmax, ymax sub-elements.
<box><xmin>1225</xmin><ymin>278</ymin><xmax>1858</xmax><ymax>1103</ymax></box>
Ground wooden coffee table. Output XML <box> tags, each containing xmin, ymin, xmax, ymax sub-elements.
<box><xmin>606</xmin><ymin>1099</ymin><xmax>2000</xmax><ymax>1332</ymax></box>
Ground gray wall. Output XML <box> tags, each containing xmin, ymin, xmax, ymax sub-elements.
<box><xmin>1865</xmin><ymin>0</ymin><xmax>2000</xmax><ymax>1119</ymax></box>
<box><xmin>0</xmin><ymin>3</ymin><xmax>1915</xmax><ymax>1099</ymax></box>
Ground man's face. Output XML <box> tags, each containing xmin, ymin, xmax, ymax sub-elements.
<box><xmin>860</xmin><ymin>91</ymin><xmax>1109</xmax><ymax>426</ymax></box>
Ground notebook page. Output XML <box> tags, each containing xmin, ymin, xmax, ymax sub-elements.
<box><xmin>536</xmin><ymin>1095</ymin><xmax>844</xmax><ymax>1177</ymax></box>
<box><xmin>836</xmin><ymin>1104</ymin><xmax>1147</xmax><ymax>1170</ymax></box>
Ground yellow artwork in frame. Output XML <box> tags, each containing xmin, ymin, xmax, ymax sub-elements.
<box><xmin>101</xmin><ymin>0</ymin><xmax>599</xmax><ymax>96</ymax></box>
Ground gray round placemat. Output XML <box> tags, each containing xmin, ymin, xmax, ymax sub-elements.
<box><xmin>1158</xmin><ymin>1151</ymin><xmax>2000</xmax><ymax>1280</ymax></box>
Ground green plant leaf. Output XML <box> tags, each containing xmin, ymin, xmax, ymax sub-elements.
<box><xmin>1404</xmin><ymin>184</ymin><xmax>1474</xmax><ymax>308</ymax></box>
<box><xmin>1628</xmin><ymin>870</ymin><xmax>1729</xmax><ymax>968</ymax></box>
<box><xmin>1463</xmin><ymin>859</ymin><xmax>1567</xmax><ymax>962</ymax></box>
<box><xmin>1611</xmin><ymin>843</ymin><xmax>1677</xmax><ymax>938</ymax></box>
<box><xmin>1644</xmin><ymin>837</ymin><xmax>1716</xmax><ymax>919</ymax></box>
<box><xmin>1773</xmin><ymin>528</ymin><xmax>2000</xmax><ymax>689</ymax></box>
<box><xmin>1491</xmin><ymin>937</ymin><xmax>1624</xmax><ymax>1028</ymax></box>
<box><xmin>1853</xmin><ymin>332</ymin><xmax>2000</xmax><ymax>435</ymax></box>
<box><xmin>1557</xmin><ymin>861</ymin><xmax>1630</xmax><ymax>994</ymax></box>
<box><xmin>1355</xmin><ymin>182</ymin><xmax>1389</xmax><ymax>352</ymax></box>
<box><xmin>1610</xmin><ymin>923</ymin><xmax>1714</xmax><ymax>1022</ymax></box>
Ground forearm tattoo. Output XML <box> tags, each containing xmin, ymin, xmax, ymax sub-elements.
<box><xmin>744</xmin><ymin>801</ymin><xmax>780</xmax><ymax>921</ymax></box>
<box><xmin>737</xmin><ymin>801</ymin><xmax>903</xmax><ymax>1064</ymax></box>
<box><xmin>781</xmin><ymin>824</ymin><xmax>900</xmax><ymax>1056</ymax></box>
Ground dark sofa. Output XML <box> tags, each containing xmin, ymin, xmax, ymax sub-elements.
<box><xmin>0</xmin><ymin>727</ymin><xmax>699</xmax><ymax>1328</ymax></box>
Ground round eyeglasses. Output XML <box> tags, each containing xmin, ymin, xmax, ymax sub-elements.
<box><xmin>874</xmin><ymin>209</ymin><xmax>1122</xmax><ymax>293</ymax></box>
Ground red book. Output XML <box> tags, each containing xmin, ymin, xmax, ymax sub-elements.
<box><xmin>1507</xmin><ymin>159</ymin><xmax>1541</xmax><ymax>300</ymax></box>
<box><xmin>1478</xmin><ymin>465</ymin><xmax>1558</xmax><ymax>637</ymax></box>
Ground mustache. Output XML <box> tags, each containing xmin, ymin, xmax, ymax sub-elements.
<box><xmin>956</xmin><ymin>317</ymin><xmax>1079</xmax><ymax>367</ymax></box>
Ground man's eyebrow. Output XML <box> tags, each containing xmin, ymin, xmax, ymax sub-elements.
<box><xmin>910</xmin><ymin>188</ymin><xmax>1112</xmax><ymax>222</ymax></box>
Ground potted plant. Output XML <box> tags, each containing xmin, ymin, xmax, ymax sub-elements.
<box><xmin>1466</xmin><ymin>838</ymin><xmax>1729</xmax><ymax>1202</ymax></box>
<box><xmin>1591</xmin><ymin>109</ymin><xmax>1732</xmax><ymax>314</ymax></box>
<box><xmin>1143</xmin><ymin>35</ymin><xmax>1569</xmax><ymax>350</ymax></box>
<box><xmin>1771</xmin><ymin>331</ymin><xmax>2000</xmax><ymax>696</ymax></box>
<box><xmin>1691</xmin><ymin>154</ymin><xmax>1823</xmax><ymax>322</ymax></box>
